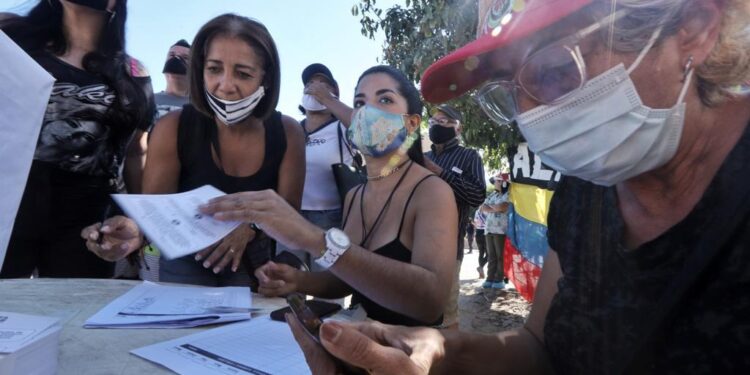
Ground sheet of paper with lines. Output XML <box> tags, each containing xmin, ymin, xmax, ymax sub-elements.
<box><xmin>132</xmin><ymin>317</ymin><xmax>311</xmax><ymax>375</ymax></box>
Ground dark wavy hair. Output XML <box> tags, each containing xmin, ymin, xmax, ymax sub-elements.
<box><xmin>356</xmin><ymin>65</ymin><xmax>425</xmax><ymax>166</ymax></box>
<box><xmin>0</xmin><ymin>0</ymin><xmax>152</xmax><ymax>145</ymax></box>
<box><xmin>189</xmin><ymin>14</ymin><xmax>281</xmax><ymax>121</ymax></box>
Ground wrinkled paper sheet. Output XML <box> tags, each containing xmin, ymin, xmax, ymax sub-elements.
<box><xmin>0</xmin><ymin>31</ymin><xmax>55</xmax><ymax>271</ymax></box>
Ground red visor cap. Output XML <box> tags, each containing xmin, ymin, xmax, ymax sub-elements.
<box><xmin>420</xmin><ymin>0</ymin><xmax>594</xmax><ymax>104</ymax></box>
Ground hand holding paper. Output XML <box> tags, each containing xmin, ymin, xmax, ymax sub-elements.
<box><xmin>108</xmin><ymin>185</ymin><xmax>242</xmax><ymax>260</ymax></box>
<box><xmin>199</xmin><ymin>189</ymin><xmax>326</xmax><ymax>256</ymax></box>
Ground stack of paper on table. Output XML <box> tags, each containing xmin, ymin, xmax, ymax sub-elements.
<box><xmin>0</xmin><ymin>312</ymin><xmax>61</xmax><ymax>375</ymax></box>
<box><xmin>132</xmin><ymin>317</ymin><xmax>311</xmax><ymax>375</ymax></box>
<box><xmin>85</xmin><ymin>281</ymin><xmax>257</xmax><ymax>329</ymax></box>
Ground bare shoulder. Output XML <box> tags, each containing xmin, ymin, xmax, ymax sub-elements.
<box><xmin>410</xmin><ymin>166</ymin><xmax>455</xmax><ymax>205</ymax></box>
<box><xmin>280</xmin><ymin>114</ymin><xmax>304</xmax><ymax>140</ymax></box>
<box><xmin>150</xmin><ymin>110</ymin><xmax>181</xmax><ymax>139</ymax></box>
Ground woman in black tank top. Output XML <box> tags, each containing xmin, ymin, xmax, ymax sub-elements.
<box><xmin>81</xmin><ymin>15</ymin><xmax>305</xmax><ymax>287</ymax></box>
<box><xmin>201</xmin><ymin>66</ymin><xmax>458</xmax><ymax>326</ymax></box>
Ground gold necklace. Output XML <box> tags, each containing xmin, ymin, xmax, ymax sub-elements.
<box><xmin>367</xmin><ymin>160</ymin><xmax>411</xmax><ymax>181</ymax></box>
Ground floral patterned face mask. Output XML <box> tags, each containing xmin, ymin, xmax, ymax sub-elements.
<box><xmin>347</xmin><ymin>105</ymin><xmax>414</xmax><ymax>158</ymax></box>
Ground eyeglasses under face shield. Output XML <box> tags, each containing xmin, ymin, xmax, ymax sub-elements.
<box><xmin>474</xmin><ymin>10</ymin><xmax>628</xmax><ymax>126</ymax></box>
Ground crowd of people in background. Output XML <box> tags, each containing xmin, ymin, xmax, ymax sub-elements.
<box><xmin>2</xmin><ymin>0</ymin><xmax>749</xmax><ymax>373</ymax></box>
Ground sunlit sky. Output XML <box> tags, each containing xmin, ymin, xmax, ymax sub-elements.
<box><xmin>0</xmin><ymin>0</ymin><xmax>402</xmax><ymax>119</ymax></box>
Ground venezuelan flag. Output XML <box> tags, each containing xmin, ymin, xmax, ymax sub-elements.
<box><xmin>504</xmin><ymin>144</ymin><xmax>558</xmax><ymax>302</ymax></box>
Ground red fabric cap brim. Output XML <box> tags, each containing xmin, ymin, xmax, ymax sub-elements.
<box><xmin>420</xmin><ymin>0</ymin><xmax>593</xmax><ymax>104</ymax></box>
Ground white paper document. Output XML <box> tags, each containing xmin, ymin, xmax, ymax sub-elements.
<box><xmin>0</xmin><ymin>312</ymin><xmax>59</xmax><ymax>353</ymax></box>
<box><xmin>0</xmin><ymin>31</ymin><xmax>55</xmax><ymax>271</ymax></box>
<box><xmin>111</xmin><ymin>185</ymin><xmax>241</xmax><ymax>259</ymax></box>
<box><xmin>85</xmin><ymin>281</ymin><xmax>254</xmax><ymax>328</ymax></box>
<box><xmin>132</xmin><ymin>317</ymin><xmax>311</xmax><ymax>375</ymax></box>
<box><xmin>0</xmin><ymin>312</ymin><xmax>61</xmax><ymax>375</ymax></box>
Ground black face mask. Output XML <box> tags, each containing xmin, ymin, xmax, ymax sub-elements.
<box><xmin>162</xmin><ymin>57</ymin><xmax>187</xmax><ymax>75</ymax></box>
<box><xmin>429</xmin><ymin>125</ymin><xmax>457</xmax><ymax>144</ymax></box>
<box><xmin>65</xmin><ymin>0</ymin><xmax>110</xmax><ymax>11</ymax></box>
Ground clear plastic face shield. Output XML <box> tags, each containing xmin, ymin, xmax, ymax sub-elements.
<box><xmin>474</xmin><ymin>10</ymin><xmax>630</xmax><ymax>125</ymax></box>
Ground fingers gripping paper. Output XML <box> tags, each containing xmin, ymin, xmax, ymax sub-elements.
<box><xmin>0</xmin><ymin>31</ymin><xmax>55</xmax><ymax>271</ymax></box>
<box><xmin>111</xmin><ymin>185</ymin><xmax>242</xmax><ymax>259</ymax></box>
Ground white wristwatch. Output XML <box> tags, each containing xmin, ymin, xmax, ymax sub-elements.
<box><xmin>314</xmin><ymin>228</ymin><xmax>351</xmax><ymax>269</ymax></box>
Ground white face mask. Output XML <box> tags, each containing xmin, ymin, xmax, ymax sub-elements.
<box><xmin>516</xmin><ymin>29</ymin><xmax>693</xmax><ymax>186</ymax></box>
<box><xmin>301</xmin><ymin>94</ymin><xmax>327</xmax><ymax>112</ymax></box>
<box><xmin>205</xmin><ymin>86</ymin><xmax>265</xmax><ymax>126</ymax></box>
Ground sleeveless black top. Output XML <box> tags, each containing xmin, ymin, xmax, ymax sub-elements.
<box><xmin>176</xmin><ymin>104</ymin><xmax>286</xmax><ymax>270</ymax></box>
<box><xmin>544</xmin><ymin>124</ymin><xmax>750</xmax><ymax>374</ymax></box>
<box><xmin>177</xmin><ymin>104</ymin><xmax>286</xmax><ymax>194</ymax></box>
<box><xmin>342</xmin><ymin>175</ymin><xmax>444</xmax><ymax>327</ymax></box>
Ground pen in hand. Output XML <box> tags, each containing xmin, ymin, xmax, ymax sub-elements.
<box><xmin>97</xmin><ymin>203</ymin><xmax>113</xmax><ymax>245</ymax></box>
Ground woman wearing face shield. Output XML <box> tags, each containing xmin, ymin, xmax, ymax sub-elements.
<box><xmin>280</xmin><ymin>0</ymin><xmax>750</xmax><ymax>374</ymax></box>
<box><xmin>0</xmin><ymin>0</ymin><xmax>155</xmax><ymax>278</ymax></box>
<box><xmin>81</xmin><ymin>14</ymin><xmax>305</xmax><ymax>286</ymax></box>
<box><xmin>199</xmin><ymin>65</ymin><xmax>458</xmax><ymax>327</ymax></box>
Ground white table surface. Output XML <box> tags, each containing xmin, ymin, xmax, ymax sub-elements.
<box><xmin>0</xmin><ymin>278</ymin><xmax>286</xmax><ymax>375</ymax></box>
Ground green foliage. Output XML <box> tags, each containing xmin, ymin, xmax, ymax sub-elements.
<box><xmin>354</xmin><ymin>0</ymin><xmax>522</xmax><ymax>169</ymax></box>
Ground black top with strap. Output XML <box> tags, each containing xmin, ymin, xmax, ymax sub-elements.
<box><xmin>176</xmin><ymin>104</ymin><xmax>287</xmax><ymax>270</ymax></box>
<box><xmin>177</xmin><ymin>104</ymin><xmax>286</xmax><ymax>194</ymax></box>
<box><xmin>342</xmin><ymin>174</ymin><xmax>444</xmax><ymax>327</ymax></box>
<box><xmin>543</xmin><ymin>123</ymin><xmax>750</xmax><ymax>375</ymax></box>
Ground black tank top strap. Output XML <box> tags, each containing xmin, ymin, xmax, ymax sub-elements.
<box><xmin>176</xmin><ymin>104</ymin><xmax>209</xmax><ymax>171</ymax></box>
<box><xmin>341</xmin><ymin>183</ymin><xmax>365</xmax><ymax>228</ymax></box>
<box><xmin>177</xmin><ymin>107</ymin><xmax>287</xmax><ymax>194</ymax></box>
<box><xmin>262</xmin><ymin>111</ymin><xmax>286</xmax><ymax>173</ymax></box>
<box><xmin>397</xmin><ymin>174</ymin><xmax>439</xmax><ymax>237</ymax></box>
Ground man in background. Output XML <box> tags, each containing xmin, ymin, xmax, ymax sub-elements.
<box><xmin>425</xmin><ymin>104</ymin><xmax>486</xmax><ymax>328</ymax></box>
<box><xmin>153</xmin><ymin>39</ymin><xmax>190</xmax><ymax>121</ymax></box>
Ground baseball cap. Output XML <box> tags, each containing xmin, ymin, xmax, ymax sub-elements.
<box><xmin>435</xmin><ymin>104</ymin><xmax>464</xmax><ymax>123</ymax></box>
<box><xmin>421</xmin><ymin>0</ymin><xmax>593</xmax><ymax>104</ymax></box>
<box><xmin>302</xmin><ymin>63</ymin><xmax>339</xmax><ymax>89</ymax></box>
<box><xmin>173</xmin><ymin>39</ymin><xmax>191</xmax><ymax>49</ymax></box>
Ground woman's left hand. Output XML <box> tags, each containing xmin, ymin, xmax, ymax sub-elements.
<box><xmin>195</xmin><ymin>224</ymin><xmax>255</xmax><ymax>273</ymax></box>
<box><xmin>199</xmin><ymin>190</ymin><xmax>325</xmax><ymax>256</ymax></box>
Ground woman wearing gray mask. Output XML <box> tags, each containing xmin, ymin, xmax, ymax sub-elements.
<box><xmin>281</xmin><ymin>0</ymin><xmax>750</xmax><ymax>374</ymax></box>
<box><xmin>82</xmin><ymin>14</ymin><xmax>305</xmax><ymax>287</ymax></box>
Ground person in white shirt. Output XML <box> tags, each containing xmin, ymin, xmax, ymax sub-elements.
<box><xmin>287</xmin><ymin>63</ymin><xmax>356</xmax><ymax>271</ymax></box>
<box><xmin>480</xmin><ymin>173</ymin><xmax>510</xmax><ymax>289</ymax></box>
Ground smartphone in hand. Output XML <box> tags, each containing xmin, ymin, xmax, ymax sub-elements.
<box><xmin>286</xmin><ymin>293</ymin><xmax>324</xmax><ymax>343</ymax></box>
<box><xmin>285</xmin><ymin>294</ymin><xmax>365</xmax><ymax>374</ymax></box>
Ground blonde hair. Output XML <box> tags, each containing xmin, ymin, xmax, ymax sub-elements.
<box><xmin>595</xmin><ymin>0</ymin><xmax>750</xmax><ymax>106</ymax></box>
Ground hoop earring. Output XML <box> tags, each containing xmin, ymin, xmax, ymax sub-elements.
<box><xmin>682</xmin><ymin>55</ymin><xmax>694</xmax><ymax>83</ymax></box>
<box><xmin>108</xmin><ymin>11</ymin><xmax>116</xmax><ymax>24</ymax></box>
